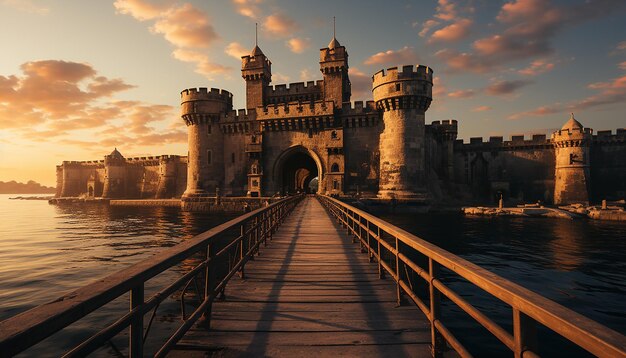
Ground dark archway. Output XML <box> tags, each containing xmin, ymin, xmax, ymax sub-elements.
<box><xmin>281</xmin><ymin>151</ymin><xmax>319</xmax><ymax>194</ymax></box>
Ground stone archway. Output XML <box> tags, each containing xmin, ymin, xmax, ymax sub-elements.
<box><xmin>273</xmin><ymin>146</ymin><xmax>324</xmax><ymax>195</ymax></box>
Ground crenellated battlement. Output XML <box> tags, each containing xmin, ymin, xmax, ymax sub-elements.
<box><xmin>372</xmin><ymin>65</ymin><xmax>433</xmax><ymax>88</ymax></box>
<box><xmin>268</xmin><ymin>81</ymin><xmax>324</xmax><ymax>95</ymax></box>
<box><xmin>220</xmin><ymin>108</ymin><xmax>258</xmax><ymax>122</ymax></box>
<box><xmin>593</xmin><ymin>128</ymin><xmax>626</xmax><ymax>143</ymax></box>
<box><xmin>180</xmin><ymin>87</ymin><xmax>233</xmax><ymax>103</ymax></box>
<box><xmin>372</xmin><ymin>65</ymin><xmax>434</xmax><ymax>112</ymax></box>
<box><xmin>455</xmin><ymin>133</ymin><xmax>553</xmax><ymax>151</ymax></box>
<box><xmin>257</xmin><ymin>100</ymin><xmax>334</xmax><ymax>120</ymax></box>
<box><xmin>340</xmin><ymin>101</ymin><xmax>377</xmax><ymax>115</ymax></box>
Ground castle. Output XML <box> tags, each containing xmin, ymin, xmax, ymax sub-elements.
<box><xmin>55</xmin><ymin>35</ymin><xmax>626</xmax><ymax>206</ymax></box>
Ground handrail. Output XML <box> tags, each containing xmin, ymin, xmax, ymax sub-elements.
<box><xmin>0</xmin><ymin>194</ymin><xmax>304</xmax><ymax>358</ymax></box>
<box><xmin>317</xmin><ymin>194</ymin><xmax>626</xmax><ymax>358</ymax></box>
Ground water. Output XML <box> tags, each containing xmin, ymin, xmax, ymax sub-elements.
<box><xmin>0</xmin><ymin>195</ymin><xmax>624</xmax><ymax>357</ymax></box>
<box><xmin>377</xmin><ymin>211</ymin><xmax>626</xmax><ymax>357</ymax></box>
<box><xmin>0</xmin><ymin>194</ymin><xmax>235</xmax><ymax>357</ymax></box>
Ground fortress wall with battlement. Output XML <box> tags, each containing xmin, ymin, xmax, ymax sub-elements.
<box><xmin>257</xmin><ymin>100</ymin><xmax>334</xmax><ymax>120</ymax></box>
<box><xmin>265</xmin><ymin>81</ymin><xmax>324</xmax><ymax>105</ymax></box>
<box><xmin>591</xmin><ymin>128</ymin><xmax>626</xmax><ymax>200</ymax></box>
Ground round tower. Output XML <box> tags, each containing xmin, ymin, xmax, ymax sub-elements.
<box><xmin>551</xmin><ymin>114</ymin><xmax>592</xmax><ymax>205</ymax></box>
<box><xmin>181</xmin><ymin>87</ymin><xmax>233</xmax><ymax>198</ymax></box>
<box><xmin>372</xmin><ymin>65</ymin><xmax>433</xmax><ymax>199</ymax></box>
<box><xmin>156</xmin><ymin>155</ymin><xmax>179</xmax><ymax>199</ymax></box>
<box><xmin>102</xmin><ymin>148</ymin><xmax>127</xmax><ymax>198</ymax></box>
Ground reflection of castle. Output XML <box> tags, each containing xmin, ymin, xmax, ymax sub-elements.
<box><xmin>56</xmin><ymin>36</ymin><xmax>626</xmax><ymax>204</ymax></box>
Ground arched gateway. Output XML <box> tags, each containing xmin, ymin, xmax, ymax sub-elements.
<box><xmin>273</xmin><ymin>146</ymin><xmax>323</xmax><ymax>195</ymax></box>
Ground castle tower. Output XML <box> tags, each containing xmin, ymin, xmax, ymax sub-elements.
<box><xmin>60</xmin><ymin>161</ymin><xmax>82</xmax><ymax>197</ymax></box>
<box><xmin>181</xmin><ymin>88</ymin><xmax>233</xmax><ymax>198</ymax></box>
<box><xmin>156</xmin><ymin>155</ymin><xmax>179</xmax><ymax>199</ymax></box>
<box><xmin>319</xmin><ymin>34</ymin><xmax>350</xmax><ymax>108</ymax></box>
<box><xmin>242</xmin><ymin>45</ymin><xmax>271</xmax><ymax>109</ymax></box>
<box><xmin>102</xmin><ymin>148</ymin><xmax>127</xmax><ymax>198</ymax></box>
<box><xmin>551</xmin><ymin>114</ymin><xmax>592</xmax><ymax>205</ymax></box>
<box><xmin>372</xmin><ymin>65</ymin><xmax>433</xmax><ymax>199</ymax></box>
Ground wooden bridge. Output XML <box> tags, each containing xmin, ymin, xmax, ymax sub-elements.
<box><xmin>1</xmin><ymin>195</ymin><xmax>625</xmax><ymax>358</ymax></box>
<box><xmin>174</xmin><ymin>197</ymin><xmax>430</xmax><ymax>357</ymax></box>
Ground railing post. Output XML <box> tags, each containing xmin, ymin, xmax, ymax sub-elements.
<box><xmin>429</xmin><ymin>258</ymin><xmax>444</xmax><ymax>358</ymax></box>
<box><xmin>513</xmin><ymin>308</ymin><xmax>538</xmax><ymax>358</ymax></box>
<box><xmin>395</xmin><ymin>236</ymin><xmax>401</xmax><ymax>307</ymax></box>
<box><xmin>239</xmin><ymin>225</ymin><xmax>245</xmax><ymax>279</ymax></box>
<box><xmin>367</xmin><ymin>221</ymin><xmax>373</xmax><ymax>263</ymax></box>
<box><xmin>202</xmin><ymin>244</ymin><xmax>213</xmax><ymax>328</ymax></box>
<box><xmin>377</xmin><ymin>226</ymin><xmax>384</xmax><ymax>279</ymax></box>
<box><xmin>129</xmin><ymin>284</ymin><xmax>144</xmax><ymax>358</ymax></box>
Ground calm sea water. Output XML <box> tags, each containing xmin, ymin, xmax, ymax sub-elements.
<box><xmin>0</xmin><ymin>195</ymin><xmax>624</xmax><ymax>357</ymax></box>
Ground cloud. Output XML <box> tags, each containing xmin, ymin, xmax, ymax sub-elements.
<box><xmin>619</xmin><ymin>61</ymin><xmax>626</xmax><ymax>71</ymax></box>
<box><xmin>272</xmin><ymin>72</ymin><xmax>290</xmax><ymax>83</ymax></box>
<box><xmin>485</xmin><ymin>79</ymin><xmax>533</xmax><ymax>96</ymax></box>
<box><xmin>113</xmin><ymin>0</ymin><xmax>164</xmax><ymax>20</ymax></box>
<box><xmin>0</xmin><ymin>59</ymin><xmax>182</xmax><ymax>151</ymax></box>
<box><xmin>114</xmin><ymin>0</ymin><xmax>227</xmax><ymax>79</ymax></box>
<box><xmin>429</xmin><ymin>18</ymin><xmax>472</xmax><ymax>43</ymax></box>
<box><xmin>447</xmin><ymin>89</ymin><xmax>475</xmax><ymax>98</ymax></box>
<box><xmin>349</xmin><ymin>68</ymin><xmax>372</xmax><ymax>99</ymax></box>
<box><xmin>287</xmin><ymin>37</ymin><xmax>311</xmax><ymax>54</ymax></box>
<box><xmin>436</xmin><ymin>0</ymin><xmax>623</xmax><ymax>73</ymax></box>
<box><xmin>263</xmin><ymin>13</ymin><xmax>298</xmax><ymax>37</ymax></box>
<box><xmin>150</xmin><ymin>3</ymin><xmax>219</xmax><ymax>48</ymax></box>
<box><xmin>508</xmin><ymin>74</ymin><xmax>626</xmax><ymax>119</ymax></box>
<box><xmin>364</xmin><ymin>46</ymin><xmax>419</xmax><ymax>66</ymax></box>
<box><xmin>517</xmin><ymin>59</ymin><xmax>555</xmax><ymax>76</ymax></box>
<box><xmin>472</xmin><ymin>105</ymin><xmax>492</xmax><ymax>112</ymax></box>
<box><xmin>299</xmin><ymin>68</ymin><xmax>313</xmax><ymax>81</ymax></box>
<box><xmin>419</xmin><ymin>19</ymin><xmax>440</xmax><ymax>37</ymax></box>
<box><xmin>232</xmin><ymin>0</ymin><xmax>262</xmax><ymax>19</ymax></box>
<box><xmin>173</xmin><ymin>49</ymin><xmax>232</xmax><ymax>79</ymax></box>
<box><xmin>1</xmin><ymin>0</ymin><xmax>50</xmax><ymax>15</ymax></box>
<box><xmin>225</xmin><ymin>41</ymin><xmax>249</xmax><ymax>59</ymax></box>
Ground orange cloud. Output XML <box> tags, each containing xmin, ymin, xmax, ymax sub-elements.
<box><xmin>436</xmin><ymin>0</ymin><xmax>623</xmax><ymax>73</ymax></box>
<box><xmin>447</xmin><ymin>89</ymin><xmax>475</xmax><ymax>98</ymax></box>
<box><xmin>114</xmin><ymin>0</ymin><xmax>227</xmax><ymax>79</ymax></box>
<box><xmin>485</xmin><ymin>79</ymin><xmax>532</xmax><ymax>96</ymax></box>
<box><xmin>173</xmin><ymin>49</ymin><xmax>232</xmax><ymax>79</ymax></box>
<box><xmin>364</xmin><ymin>46</ymin><xmax>419</xmax><ymax>66</ymax></box>
<box><xmin>0</xmin><ymin>60</ymin><xmax>181</xmax><ymax>151</ymax></box>
<box><xmin>619</xmin><ymin>61</ymin><xmax>626</xmax><ymax>71</ymax></box>
<box><xmin>263</xmin><ymin>13</ymin><xmax>298</xmax><ymax>37</ymax></box>
<box><xmin>232</xmin><ymin>0</ymin><xmax>262</xmax><ymax>19</ymax></box>
<box><xmin>472</xmin><ymin>105</ymin><xmax>492</xmax><ymax>112</ymax></box>
<box><xmin>429</xmin><ymin>18</ymin><xmax>472</xmax><ymax>43</ymax></box>
<box><xmin>225</xmin><ymin>42</ymin><xmax>250</xmax><ymax>59</ymax></box>
<box><xmin>152</xmin><ymin>3</ymin><xmax>218</xmax><ymax>48</ymax></box>
<box><xmin>287</xmin><ymin>37</ymin><xmax>311</xmax><ymax>54</ymax></box>
<box><xmin>517</xmin><ymin>59</ymin><xmax>555</xmax><ymax>76</ymax></box>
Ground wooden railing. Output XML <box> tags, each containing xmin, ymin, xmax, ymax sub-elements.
<box><xmin>318</xmin><ymin>195</ymin><xmax>626</xmax><ymax>358</ymax></box>
<box><xmin>0</xmin><ymin>194</ymin><xmax>304</xmax><ymax>358</ymax></box>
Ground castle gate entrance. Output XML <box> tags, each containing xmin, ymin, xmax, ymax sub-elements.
<box><xmin>274</xmin><ymin>146</ymin><xmax>322</xmax><ymax>195</ymax></box>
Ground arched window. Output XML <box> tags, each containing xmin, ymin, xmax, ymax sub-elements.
<box><xmin>331</xmin><ymin>163</ymin><xmax>340</xmax><ymax>173</ymax></box>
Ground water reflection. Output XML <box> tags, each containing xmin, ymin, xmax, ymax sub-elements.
<box><xmin>549</xmin><ymin>220</ymin><xmax>584</xmax><ymax>271</ymax></box>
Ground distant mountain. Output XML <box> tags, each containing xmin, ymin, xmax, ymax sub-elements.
<box><xmin>0</xmin><ymin>180</ymin><xmax>56</xmax><ymax>194</ymax></box>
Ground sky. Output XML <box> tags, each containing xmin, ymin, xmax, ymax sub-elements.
<box><xmin>0</xmin><ymin>0</ymin><xmax>625</xmax><ymax>187</ymax></box>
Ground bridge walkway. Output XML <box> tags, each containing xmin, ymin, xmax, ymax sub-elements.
<box><xmin>172</xmin><ymin>196</ymin><xmax>431</xmax><ymax>357</ymax></box>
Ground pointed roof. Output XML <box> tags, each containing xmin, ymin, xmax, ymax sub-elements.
<box><xmin>561</xmin><ymin>113</ymin><xmax>583</xmax><ymax>131</ymax></box>
<box><xmin>328</xmin><ymin>36</ymin><xmax>340</xmax><ymax>49</ymax></box>
<box><xmin>109</xmin><ymin>148</ymin><xmax>124</xmax><ymax>159</ymax></box>
<box><xmin>251</xmin><ymin>45</ymin><xmax>264</xmax><ymax>57</ymax></box>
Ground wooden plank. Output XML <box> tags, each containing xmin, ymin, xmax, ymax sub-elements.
<box><xmin>172</xmin><ymin>197</ymin><xmax>432</xmax><ymax>358</ymax></box>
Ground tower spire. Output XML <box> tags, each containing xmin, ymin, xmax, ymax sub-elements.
<box><xmin>333</xmin><ymin>16</ymin><xmax>336</xmax><ymax>39</ymax></box>
<box><xmin>328</xmin><ymin>16</ymin><xmax>340</xmax><ymax>49</ymax></box>
<box><xmin>255</xmin><ymin>22</ymin><xmax>258</xmax><ymax>47</ymax></box>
